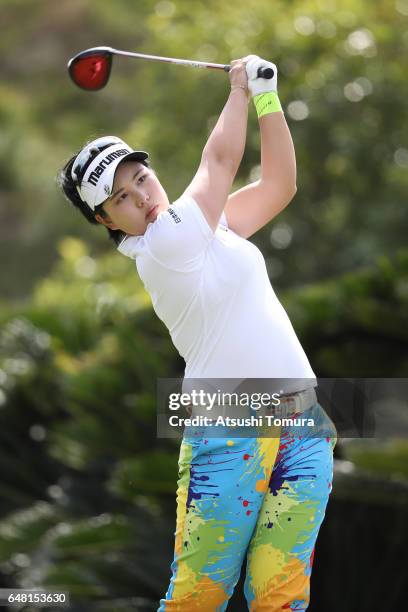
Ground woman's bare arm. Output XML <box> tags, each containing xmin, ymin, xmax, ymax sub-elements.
<box><xmin>183</xmin><ymin>59</ymin><xmax>249</xmax><ymax>231</ymax></box>
<box><xmin>225</xmin><ymin>95</ymin><xmax>297</xmax><ymax>239</ymax></box>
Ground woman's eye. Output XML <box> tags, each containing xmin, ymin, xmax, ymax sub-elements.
<box><xmin>115</xmin><ymin>175</ymin><xmax>147</xmax><ymax>203</ymax></box>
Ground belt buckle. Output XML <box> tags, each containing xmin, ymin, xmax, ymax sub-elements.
<box><xmin>279</xmin><ymin>391</ymin><xmax>307</xmax><ymax>417</ymax></box>
<box><xmin>278</xmin><ymin>395</ymin><xmax>295</xmax><ymax>417</ymax></box>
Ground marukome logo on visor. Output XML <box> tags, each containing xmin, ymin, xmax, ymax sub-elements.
<box><xmin>87</xmin><ymin>149</ymin><xmax>130</xmax><ymax>187</ymax></box>
<box><xmin>104</xmin><ymin>184</ymin><xmax>111</xmax><ymax>196</ymax></box>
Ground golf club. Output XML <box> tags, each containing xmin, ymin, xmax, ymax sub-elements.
<box><xmin>67</xmin><ymin>46</ymin><xmax>275</xmax><ymax>91</ymax></box>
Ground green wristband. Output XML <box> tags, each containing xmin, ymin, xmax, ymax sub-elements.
<box><xmin>253</xmin><ymin>91</ymin><xmax>282</xmax><ymax>118</ymax></box>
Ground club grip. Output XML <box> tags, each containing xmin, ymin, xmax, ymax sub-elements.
<box><xmin>257</xmin><ymin>66</ymin><xmax>274</xmax><ymax>79</ymax></box>
<box><xmin>224</xmin><ymin>65</ymin><xmax>274</xmax><ymax>79</ymax></box>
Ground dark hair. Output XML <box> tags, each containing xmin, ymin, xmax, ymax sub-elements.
<box><xmin>57</xmin><ymin>140</ymin><xmax>150</xmax><ymax>245</ymax></box>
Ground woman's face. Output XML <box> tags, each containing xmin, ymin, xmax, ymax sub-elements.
<box><xmin>95</xmin><ymin>160</ymin><xmax>169</xmax><ymax>235</ymax></box>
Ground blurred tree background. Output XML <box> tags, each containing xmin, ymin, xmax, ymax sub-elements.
<box><xmin>0</xmin><ymin>0</ymin><xmax>407</xmax><ymax>610</ymax></box>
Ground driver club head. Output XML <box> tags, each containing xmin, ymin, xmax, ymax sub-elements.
<box><xmin>68</xmin><ymin>48</ymin><xmax>113</xmax><ymax>91</ymax></box>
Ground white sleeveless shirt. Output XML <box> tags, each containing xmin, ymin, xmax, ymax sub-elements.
<box><xmin>117</xmin><ymin>194</ymin><xmax>316</xmax><ymax>391</ymax></box>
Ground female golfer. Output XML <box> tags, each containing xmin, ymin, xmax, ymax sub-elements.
<box><xmin>59</xmin><ymin>56</ymin><xmax>337</xmax><ymax>611</ymax></box>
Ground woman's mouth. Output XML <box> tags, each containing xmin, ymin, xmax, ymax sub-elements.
<box><xmin>146</xmin><ymin>205</ymin><xmax>158</xmax><ymax>221</ymax></box>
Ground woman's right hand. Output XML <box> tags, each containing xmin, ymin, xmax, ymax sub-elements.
<box><xmin>228</xmin><ymin>58</ymin><xmax>249</xmax><ymax>93</ymax></box>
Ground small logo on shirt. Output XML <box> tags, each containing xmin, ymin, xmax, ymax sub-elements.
<box><xmin>168</xmin><ymin>207</ymin><xmax>181</xmax><ymax>224</ymax></box>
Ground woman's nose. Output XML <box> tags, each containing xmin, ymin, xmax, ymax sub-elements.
<box><xmin>136</xmin><ymin>193</ymin><xmax>149</xmax><ymax>208</ymax></box>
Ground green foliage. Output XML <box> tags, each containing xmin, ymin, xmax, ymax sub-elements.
<box><xmin>344</xmin><ymin>439</ymin><xmax>408</xmax><ymax>480</ymax></box>
<box><xmin>282</xmin><ymin>249</ymin><xmax>408</xmax><ymax>375</ymax></box>
<box><xmin>0</xmin><ymin>502</ymin><xmax>59</xmax><ymax>561</ymax></box>
<box><xmin>109</xmin><ymin>451</ymin><xmax>179</xmax><ymax>498</ymax></box>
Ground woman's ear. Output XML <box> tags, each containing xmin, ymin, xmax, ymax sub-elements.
<box><xmin>94</xmin><ymin>213</ymin><xmax>119</xmax><ymax>230</ymax></box>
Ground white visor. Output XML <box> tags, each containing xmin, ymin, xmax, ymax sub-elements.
<box><xmin>72</xmin><ymin>138</ymin><xmax>148</xmax><ymax>211</ymax></box>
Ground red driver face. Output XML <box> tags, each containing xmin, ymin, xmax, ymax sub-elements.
<box><xmin>69</xmin><ymin>52</ymin><xmax>112</xmax><ymax>91</ymax></box>
<box><xmin>95</xmin><ymin>161</ymin><xmax>169</xmax><ymax>236</ymax></box>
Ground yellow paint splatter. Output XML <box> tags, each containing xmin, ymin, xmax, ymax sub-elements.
<box><xmin>248</xmin><ymin>551</ymin><xmax>308</xmax><ymax>610</ymax></box>
<box><xmin>255</xmin><ymin>478</ymin><xmax>268</xmax><ymax>493</ymax></box>
<box><xmin>171</xmin><ymin>559</ymin><xmax>198</xmax><ymax>599</ymax></box>
<box><xmin>257</xmin><ymin>437</ymin><xmax>281</xmax><ymax>473</ymax></box>
<box><xmin>248</xmin><ymin>544</ymin><xmax>286</xmax><ymax>591</ymax></box>
<box><xmin>169</xmin><ymin>569</ymin><xmax>230</xmax><ymax>608</ymax></box>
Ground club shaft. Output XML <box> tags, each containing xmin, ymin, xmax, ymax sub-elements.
<box><xmin>107</xmin><ymin>47</ymin><xmax>230</xmax><ymax>71</ymax></box>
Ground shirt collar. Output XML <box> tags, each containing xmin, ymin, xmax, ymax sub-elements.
<box><xmin>116</xmin><ymin>235</ymin><xmax>141</xmax><ymax>259</ymax></box>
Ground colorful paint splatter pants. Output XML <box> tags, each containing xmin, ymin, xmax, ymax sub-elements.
<box><xmin>158</xmin><ymin>402</ymin><xmax>337</xmax><ymax>611</ymax></box>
